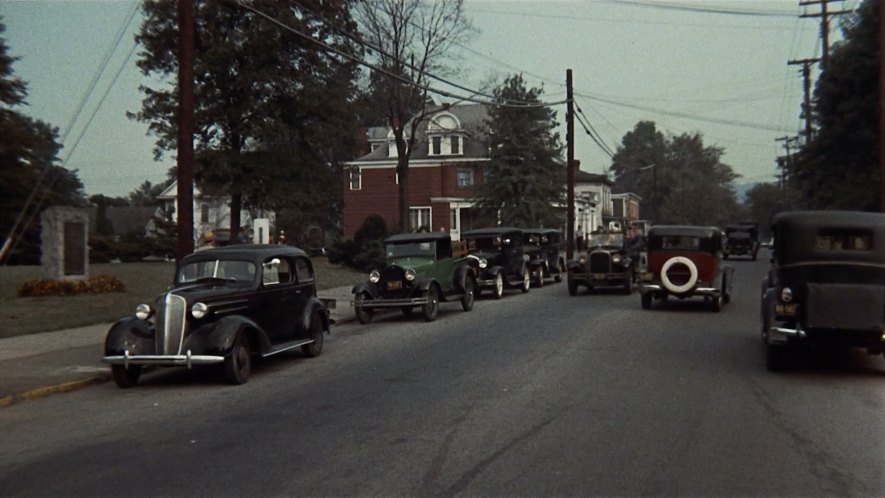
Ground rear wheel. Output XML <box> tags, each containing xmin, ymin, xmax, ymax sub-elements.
<box><xmin>354</xmin><ymin>293</ymin><xmax>374</xmax><ymax>324</ymax></box>
<box><xmin>567</xmin><ymin>278</ymin><xmax>578</xmax><ymax>296</ymax></box>
<box><xmin>521</xmin><ymin>268</ymin><xmax>531</xmax><ymax>293</ymax></box>
<box><xmin>623</xmin><ymin>272</ymin><xmax>634</xmax><ymax>295</ymax></box>
<box><xmin>111</xmin><ymin>365</ymin><xmax>141</xmax><ymax>388</ymax></box>
<box><xmin>423</xmin><ymin>285</ymin><xmax>440</xmax><ymax>321</ymax></box>
<box><xmin>224</xmin><ymin>333</ymin><xmax>251</xmax><ymax>385</ymax></box>
<box><xmin>641</xmin><ymin>293</ymin><xmax>652</xmax><ymax>309</ymax></box>
<box><xmin>301</xmin><ymin>312</ymin><xmax>324</xmax><ymax>358</ymax></box>
<box><xmin>554</xmin><ymin>260</ymin><xmax>564</xmax><ymax>282</ymax></box>
<box><xmin>534</xmin><ymin>266</ymin><xmax>545</xmax><ymax>288</ymax></box>
<box><xmin>767</xmin><ymin>344</ymin><xmax>789</xmax><ymax>372</ymax></box>
<box><xmin>711</xmin><ymin>293</ymin><xmax>723</xmax><ymax>312</ymax></box>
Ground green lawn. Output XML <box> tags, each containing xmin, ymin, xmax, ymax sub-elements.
<box><xmin>0</xmin><ymin>258</ymin><xmax>363</xmax><ymax>339</ymax></box>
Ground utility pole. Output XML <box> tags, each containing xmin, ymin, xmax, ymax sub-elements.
<box><xmin>566</xmin><ymin>69</ymin><xmax>575</xmax><ymax>259</ymax></box>
<box><xmin>880</xmin><ymin>0</ymin><xmax>885</xmax><ymax>212</ymax></box>
<box><xmin>788</xmin><ymin>59</ymin><xmax>819</xmax><ymax>141</ymax></box>
<box><xmin>775</xmin><ymin>135</ymin><xmax>800</xmax><ymax>187</ymax></box>
<box><xmin>799</xmin><ymin>0</ymin><xmax>851</xmax><ymax>68</ymax></box>
<box><xmin>177</xmin><ymin>0</ymin><xmax>195</xmax><ymax>260</ymax></box>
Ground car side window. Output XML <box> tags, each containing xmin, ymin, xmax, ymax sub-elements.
<box><xmin>262</xmin><ymin>257</ymin><xmax>291</xmax><ymax>285</ymax></box>
<box><xmin>294</xmin><ymin>257</ymin><xmax>313</xmax><ymax>283</ymax></box>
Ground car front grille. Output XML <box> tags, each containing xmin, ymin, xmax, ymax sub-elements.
<box><xmin>590</xmin><ymin>252</ymin><xmax>611</xmax><ymax>273</ymax></box>
<box><xmin>155</xmin><ymin>293</ymin><xmax>187</xmax><ymax>355</ymax></box>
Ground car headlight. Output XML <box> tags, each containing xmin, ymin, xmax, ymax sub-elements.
<box><xmin>578</xmin><ymin>256</ymin><xmax>587</xmax><ymax>265</ymax></box>
<box><xmin>191</xmin><ymin>302</ymin><xmax>209</xmax><ymax>319</ymax></box>
<box><xmin>369</xmin><ymin>270</ymin><xmax>381</xmax><ymax>283</ymax></box>
<box><xmin>135</xmin><ymin>304</ymin><xmax>152</xmax><ymax>320</ymax></box>
<box><xmin>404</xmin><ymin>269</ymin><xmax>417</xmax><ymax>281</ymax></box>
<box><xmin>780</xmin><ymin>287</ymin><xmax>793</xmax><ymax>303</ymax></box>
<box><xmin>612</xmin><ymin>254</ymin><xmax>622</xmax><ymax>264</ymax></box>
<box><xmin>478</xmin><ymin>258</ymin><xmax>488</xmax><ymax>269</ymax></box>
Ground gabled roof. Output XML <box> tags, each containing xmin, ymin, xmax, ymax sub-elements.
<box><xmin>575</xmin><ymin>170</ymin><xmax>612</xmax><ymax>185</ymax></box>
<box><xmin>350</xmin><ymin>104</ymin><xmax>490</xmax><ymax>164</ymax></box>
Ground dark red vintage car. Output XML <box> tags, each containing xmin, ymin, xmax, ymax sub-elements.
<box><xmin>637</xmin><ymin>225</ymin><xmax>734</xmax><ymax>311</ymax></box>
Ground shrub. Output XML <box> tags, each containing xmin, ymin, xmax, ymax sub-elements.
<box><xmin>327</xmin><ymin>215</ymin><xmax>389</xmax><ymax>271</ymax></box>
<box><xmin>18</xmin><ymin>274</ymin><xmax>127</xmax><ymax>297</ymax></box>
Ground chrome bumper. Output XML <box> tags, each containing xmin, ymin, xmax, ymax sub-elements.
<box><xmin>768</xmin><ymin>325</ymin><xmax>807</xmax><ymax>345</ymax></box>
<box><xmin>638</xmin><ymin>284</ymin><xmax>720</xmax><ymax>296</ymax></box>
<box><xmin>103</xmin><ymin>349</ymin><xmax>224</xmax><ymax>369</ymax></box>
<box><xmin>353</xmin><ymin>297</ymin><xmax>427</xmax><ymax>308</ymax></box>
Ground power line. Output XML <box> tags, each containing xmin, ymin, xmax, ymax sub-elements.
<box><xmin>604</xmin><ymin>0</ymin><xmax>797</xmax><ymax>18</ymax></box>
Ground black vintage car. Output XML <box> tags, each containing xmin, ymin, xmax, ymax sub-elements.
<box><xmin>566</xmin><ymin>231</ymin><xmax>636</xmax><ymax>295</ymax></box>
<box><xmin>761</xmin><ymin>211</ymin><xmax>885</xmax><ymax>371</ymax></box>
<box><xmin>103</xmin><ymin>245</ymin><xmax>330</xmax><ymax>387</ymax></box>
<box><xmin>462</xmin><ymin>227</ymin><xmax>531</xmax><ymax>298</ymax></box>
<box><xmin>352</xmin><ymin>232</ymin><xmax>476</xmax><ymax>323</ymax></box>
<box><xmin>523</xmin><ymin>228</ymin><xmax>566</xmax><ymax>287</ymax></box>
<box><xmin>724</xmin><ymin>222</ymin><xmax>760</xmax><ymax>260</ymax></box>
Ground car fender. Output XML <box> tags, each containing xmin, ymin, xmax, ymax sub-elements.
<box><xmin>417</xmin><ymin>277</ymin><xmax>437</xmax><ymax>293</ymax></box>
<box><xmin>104</xmin><ymin>317</ymin><xmax>155</xmax><ymax>355</ymax></box>
<box><xmin>565</xmin><ymin>260</ymin><xmax>585</xmax><ymax>272</ymax></box>
<box><xmin>352</xmin><ymin>282</ymin><xmax>380</xmax><ymax>300</ymax></box>
<box><xmin>527</xmin><ymin>258</ymin><xmax>546</xmax><ymax>270</ymax></box>
<box><xmin>203</xmin><ymin>315</ymin><xmax>272</xmax><ymax>356</ymax></box>
<box><xmin>300</xmin><ymin>297</ymin><xmax>331</xmax><ymax>335</ymax></box>
<box><xmin>454</xmin><ymin>264</ymin><xmax>476</xmax><ymax>292</ymax></box>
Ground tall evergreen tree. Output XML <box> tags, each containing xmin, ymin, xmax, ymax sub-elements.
<box><xmin>790</xmin><ymin>0</ymin><xmax>879</xmax><ymax>210</ymax></box>
<box><xmin>0</xmin><ymin>18</ymin><xmax>85</xmax><ymax>264</ymax></box>
<box><xmin>131</xmin><ymin>0</ymin><xmax>361</xmax><ymax>239</ymax></box>
<box><xmin>473</xmin><ymin>74</ymin><xmax>564</xmax><ymax>227</ymax></box>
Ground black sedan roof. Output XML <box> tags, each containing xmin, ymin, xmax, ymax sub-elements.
<box><xmin>523</xmin><ymin>228</ymin><xmax>561</xmax><ymax>235</ymax></box>
<box><xmin>772</xmin><ymin>210</ymin><xmax>885</xmax><ymax>264</ymax></box>
<box><xmin>181</xmin><ymin>244</ymin><xmax>307</xmax><ymax>265</ymax></box>
<box><xmin>385</xmin><ymin>232</ymin><xmax>451</xmax><ymax>243</ymax></box>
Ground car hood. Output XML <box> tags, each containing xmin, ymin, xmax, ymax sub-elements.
<box><xmin>164</xmin><ymin>280</ymin><xmax>249</xmax><ymax>302</ymax></box>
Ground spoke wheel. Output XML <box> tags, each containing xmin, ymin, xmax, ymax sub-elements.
<box><xmin>423</xmin><ymin>285</ymin><xmax>440</xmax><ymax>321</ymax></box>
<box><xmin>111</xmin><ymin>365</ymin><xmax>141</xmax><ymax>389</ymax></box>
<box><xmin>493</xmin><ymin>273</ymin><xmax>504</xmax><ymax>299</ymax></box>
<box><xmin>354</xmin><ymin>293</ymin><xmax>374</xmax><ymax>324</ymax></box>
<box><xmin>535</xmin><ymin>266</ymin><xmax>545</xmax><ymax>288</ymax></box>
<box><xmin>461</xmin><ymin>277</ymin><xmax>475</xmax><ymax>311</ymax></box>
<box><xmin>521</xmin><ymin>268</ymin><xmax>531</xmax><ymax>293</ymax></box>
<box><xmin>301</xmin><ymin>312</ymin><xmax>324</xmax><ymax>358</ymax></box>
<box><xmin>224</xmin><ymin>333</ymin><xmax>251</xmax><ymax>385</ymax></box>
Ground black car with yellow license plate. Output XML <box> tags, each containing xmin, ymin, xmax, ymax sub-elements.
<box><xmin>761</xmin><ymin>211</ymin><xmax>885</xmax><ymax>371</ymax></box>
<box><xmin>724</xmin><ymin>222</ymin><xmax>760</xmax><ymax>260</ymax></box>
<box><xmin>523</xmin><ymin>228</ymin><xmax>566</xmax><ymax>287</ymax></box>
<box><xmin>566</xmin><ymin>232</ymin><xmax>636</xmax><ymax>295</ymax></box>
<box><xmin>462</xmin><ymin>227</ymin><xmax>531</xmax><ymax>298</ymax></box>
<box><xmin>351</xmin><ymin>232</ymin><xmax>477</xmax><ymax>323</ymax></box>
<box><xmin>103</xmin><ymin>245</ymin><xmax>330</xmax><ymax>388</ymax></box>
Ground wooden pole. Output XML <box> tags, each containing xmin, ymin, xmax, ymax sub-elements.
<box><xmin>177</xmin><ymin>0</ymin><xmax>195</xmax><ymax>259</ymax></box>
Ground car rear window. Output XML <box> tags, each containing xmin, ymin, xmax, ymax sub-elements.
<box><xmin>815</xmin><ymin>229</ymin><xmax>873</xmax><ymax>251</ymax></box>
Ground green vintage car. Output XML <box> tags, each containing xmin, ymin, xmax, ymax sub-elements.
<box><xmin>352</xmin><ymin>232</ymin><xmax>478</xmax><ymax>323</ymax></box>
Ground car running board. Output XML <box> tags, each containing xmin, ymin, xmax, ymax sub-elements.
<box><xmin>262</xmin><ymin>339</ymin><xmax>316</xmax><ymax>358</ymax></box>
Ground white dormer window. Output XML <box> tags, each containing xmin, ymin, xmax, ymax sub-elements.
<box><xmin>451</xmin><ymin>136</ymin><xmax>461</xmax><ymax>155</ymax></box>
<box><xmin>431</xmin><ymin>136</ymin><xmax>442</xmax><ymax>155</ymax></box>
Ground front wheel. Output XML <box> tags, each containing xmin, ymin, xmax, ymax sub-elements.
<box><xmin>461</xmin><ymin>277</ymin><xmax>475</xmax><ymax>311</ymax></box>
<box><xmin>354</xmin><ymin>293</ymin><xmax>374</xmax><ymax>324</ymax></box>
<box><xmin>493</xmin><ymin>273</ymin><xmax>504</xmax><ymax>299</ymax></box>
<box><xmin>301</xmin><ymin>312</ymin><xmax>324</xmax><ymax>358</ymax></box>
<box><xmin>623</xmin><ymin>273</ymin><xmax>634</xmax><ymax>295</ymax></box>
<box><xmin>111</xmin><ymin>365</ymin><xmax>141</xmax><ymax>388</ymax></box>
<box><xmin>423</xmin><ymin>285</ymin><xmax>440</xmax><ymax>321</ymax></box>
<box><xmin>534</xmin><ymin>266</ymin><xmax>545</xmax><ymax>288</ymax></box>
<box><xmin>224</xmin><ymin>333</ymin><xmax>252</xmax><ymax>385</ymax></box>
<box><xmin>554</xmin><ymin>260</ymin><xmax>564</xmax><ymax>282</ymax></box>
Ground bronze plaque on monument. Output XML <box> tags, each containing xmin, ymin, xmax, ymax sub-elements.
<box><xmin>63</xmin><ymin>221</ymin><xmax>86</xmax><ymax>275</ymax></box>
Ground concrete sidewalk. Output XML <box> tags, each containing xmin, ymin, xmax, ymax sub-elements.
<box><xmin>0</xmin><ymin>285</ymin><xmax>354</xmax><ymax>408</ymax></box>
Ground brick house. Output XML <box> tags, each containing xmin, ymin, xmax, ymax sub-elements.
<box><xmin>343</xmin><ymin>104</ymin><xmax>491</xmax><ymax>240</ymax></box>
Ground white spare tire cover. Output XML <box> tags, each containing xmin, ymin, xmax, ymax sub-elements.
<box><xmin>660</xmin><ymin>256</ymin><xmax>698</xmax><ymax>294</ymax></box>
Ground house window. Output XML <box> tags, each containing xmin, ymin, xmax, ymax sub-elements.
<box><xmin>409</xmin><ymin>207</ymin><xmax>431</xmax><ymax>231</ymax></box>
<box><xmin>451</xmin><ymin>136</ymin><xmax>460</xmax><ymax>154</ymax></box>
<box><xmin>457</xmin><ymin>169</ymin><xmax>473</xmax><ymax>188</ymax></box>
<box><xmin>431</xmin><ymin>136</ymin><xmax>441</xmax><ymax>155</ymax></box>
<box><xmin>450</xmin><ymin>208</ymin><xmax>458</xmax><ymax>231</ymax></box>
<box><xmin>349</xmin><ymin>168</ymin><xmax>361</xmax><ymax>190</ymax></box>
<box><xmin>200</xmin><ymin>204</ymin><xmax>209</xmax><ymax>223</ymax></box>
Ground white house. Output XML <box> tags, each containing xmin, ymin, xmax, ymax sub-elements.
<box><xmin>158</xmin><ymin>181</ymin><xmax>275</xmax><ymax>245</ymax></box>
<box><xmin>573</xmin><ymin>170</ymin><xmax>613</xmax><ymax>235</ymax></box>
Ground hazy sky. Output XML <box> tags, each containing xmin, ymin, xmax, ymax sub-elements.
<box><xmin>2</xmin><ymin>0</ymin><xmax>852</xmax><ymax>198</ymax></box>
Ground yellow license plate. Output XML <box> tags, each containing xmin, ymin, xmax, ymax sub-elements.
<box><xmin>640</xmin><ymin>272</ymin><xmax>653</xmax><ymax>281</ymax></box>
<box><xmin>775</xmin><ymin>304</ymin><xmax>797</xmax><ymax>316</ymax></box>
<box><xmin>387</xmin><ymin>281</ymin><xmax>402</xmax><ymax>290</ymax></box>
<box><xmin>592</xmin><ymin>274</ymin><xmax>606</xmax><ymax>280</ymax></box>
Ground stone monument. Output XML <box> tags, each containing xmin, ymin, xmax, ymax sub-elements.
<box><xmin>41</xmin><ymin>206</ymin><xmax>89</xmax><ymax>281</ymax></box>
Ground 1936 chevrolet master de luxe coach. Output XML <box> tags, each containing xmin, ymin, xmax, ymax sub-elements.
<box><xmin>761</xmin><ymin>210</ymin><xmax>885</xmax><ymax>371</ymax></box>
<box><xmin>103</xmin><ymin>245</ymin><xmax>330</xmax><ymax>387</ymax></box>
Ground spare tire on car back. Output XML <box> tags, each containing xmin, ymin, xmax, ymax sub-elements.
<box><xmin>660</xmin><ymin>256</ymin><xmax>698</xmax><ymax>294</ymax></box>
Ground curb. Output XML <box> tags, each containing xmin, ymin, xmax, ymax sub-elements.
<box><xmin>0</xmin><ymin>374</ymin><xmax>110</xmax><ymax>409</ymax></box>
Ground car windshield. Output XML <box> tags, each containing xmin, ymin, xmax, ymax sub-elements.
<box><xmin>587</xmin><ymin>233</ymin><xmax>624</xmax><ymax>248</ymax></box>
<box><xmin>466</xmin><ymin>236</ymin><xmax>502</xmax><ymax>251</ymax></box>
<box><xmin>387</xmin><ymin>241</ymin><xmax>435</xmax><ymax>258</ymax></box>
<box><xmin>177</xmin><ymin>259</ymin><xmax>257</xmax><ymax>284</ymax></box>
<box><xmin>815</xmin><ymin>229</ymin><xmax>873</xmax><ymax>251</ymax></box>
<box><xmin>661</xmin><ymin>236</ymin><xmax>701</xmax><ymax>250</ymax></box>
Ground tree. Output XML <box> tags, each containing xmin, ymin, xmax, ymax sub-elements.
<box><xmin>608</xmin><ymin>123</ymin><xmax>741</xmax><ymax>226</ymax></box>
<box><xmin>131</xmin><ymin>0</ymin><xmax>361</xmax><ymax>239</ymax></box>
<box><xmin>354</xmin><ymin>0</ymin><xmax>473</xmax><ymax>232</ymax></box>
<box><xmin>743</xmin><ymin>182</ymin><xmax>795</xmax><ymax>237</ymax></box>
<box><xmin>128</xmin><ymin>177</ymin><xmax>174</xmax><ymax>207</ymax></box>
<box><xmin>789</xmin><ymin>0</ymin><xmax>879</xmax><ymax>210</ymax></box>
<box><xmin>473</xmin><ymin>74</ymin><xmax>564</xmax><ymax>227</ymax></box>
<box><xmin>0</xmin><ymin>18</ymin><xmax>85</xmax><ymax>264</ymax></box>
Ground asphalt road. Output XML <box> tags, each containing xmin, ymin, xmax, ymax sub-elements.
<box><xmin>1</xmin><ymin>251</ymin><xmax>883</xmax><ymax>497</ymax></box>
